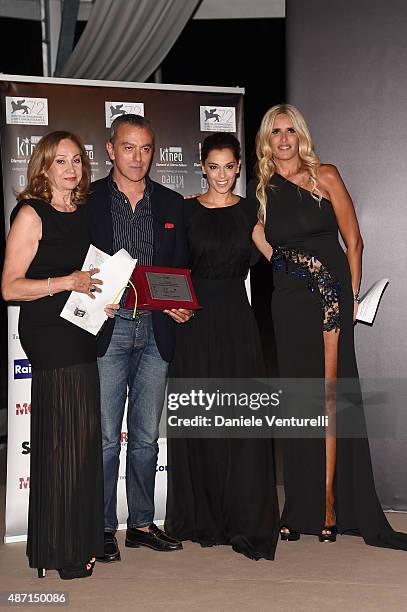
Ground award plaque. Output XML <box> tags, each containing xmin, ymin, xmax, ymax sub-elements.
<box><xmin>124</xmin><ymin>265</ymin><xmax>201</xmax><ymax>311</ymax></box>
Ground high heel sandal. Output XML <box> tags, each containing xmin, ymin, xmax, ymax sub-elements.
<box><xmin>318</xmin><ymin>525</ymin><xmax>338</xmax><ymax>543</ymax></box>
<box><xmin>57</xmin><ymin>563</ymin><xmax>93</xmax><ymax>580</ymax></box>
<box><xmin>280</xmin><ymin>526</ymin><xmax>300</xmax><ymax>542</ymax></box>
<box><xmin>37</xmin><ymin>568</ymin><xmax>46</xmax><ymax>578</ymax></box>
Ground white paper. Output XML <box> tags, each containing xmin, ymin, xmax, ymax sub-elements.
<box><xmin>356</xmin><ymin>278</ymin><xmax>389</xmax><ymax>324</ymax></box>
<box><xmin>60</xmin><ymin>245</ymin><xmax>137</xmax><ymax>335</ymax></box>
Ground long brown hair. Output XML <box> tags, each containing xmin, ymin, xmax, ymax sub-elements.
<box><xmin>19</xmin><ymin>131</ymin><xmax>91</xmax><ymax>205</ymax></box>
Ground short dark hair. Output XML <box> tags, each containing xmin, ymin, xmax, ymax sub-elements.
<box><xmin>109</xmin><ymin>114</ymin><xmax>154</xmax><ymax>144</ymax></box>
<box><xmin>201</xmin><ymin>132</ymin><xmax>241</xmax><ymax>164</ymax></box>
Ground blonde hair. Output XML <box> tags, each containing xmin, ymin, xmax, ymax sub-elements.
<box><xmin>255</xmin><ymin>104</ymin><xmax>321</xmax><ymax>223</ymax></box>
<box><xmin>19</xmin><ymin>131</ymin><xmax>91</xmax><ymax>205</ymax></box>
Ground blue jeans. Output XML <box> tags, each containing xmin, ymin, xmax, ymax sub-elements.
<box><xmin>97</xmin><ymin>310</ymin><xmax>168</xmax><ymax>531</ymax></box>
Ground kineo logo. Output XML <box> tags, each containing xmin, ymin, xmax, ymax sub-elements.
<box><xmin>159</xmin><ymin>146</ymin><xmax>183</xmax><ymax>163</ymax></box>
<box><xmin>16</xmin><ymin>135</ymin><xmax>41</xmax><ymax>158</ymax></box>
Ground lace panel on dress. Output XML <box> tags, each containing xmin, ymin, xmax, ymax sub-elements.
<box><xmin>272</xmin><ymin>246</ymin><xmax>341</xmax><ymax>332</ymax></box>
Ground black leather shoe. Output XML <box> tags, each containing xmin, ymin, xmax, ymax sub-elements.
<box><xmin>96</xmin><ymin>531</ymin><xmax>121</xmax><ymax>563</ymax></box>
<box><xmin>125</xmin><ymin>524</ymin><xmax>183</xmax><ymax>552</ymax></box>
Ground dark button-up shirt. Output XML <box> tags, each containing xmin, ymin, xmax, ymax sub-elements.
<box><xmin>108</xmin><ymin>171</ymin><xmax>154</xmax><ymax>309</ymax></box>
<box><xmin>109</xmin><ymin>171</ymin><xmax>154</xmax><ymax>265</ymax></box>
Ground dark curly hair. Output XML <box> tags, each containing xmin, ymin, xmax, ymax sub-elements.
<box><xmin>201</xmin><ymin>132</ymin><xmax>241</xmax><ymax>164</ymax></box>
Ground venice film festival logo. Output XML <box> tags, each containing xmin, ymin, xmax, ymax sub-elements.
<box><xmin>6</xmin><ymin>97</ymin><xmax>49</xmax><ymax>126</ymax></box>
<box><xmin>156</xmin><ymin>145</ymin><xmax>187</xmax><ymax>191</ymax></box>
<box><xmin>104</xmin><ymin>101</ymin><xmax>145</xmax><ymax>128</ymax></box>
<box><xmin>199</xmin><ymin>106</ymin><xmax>236</xmax><ymax>132</ymax></box>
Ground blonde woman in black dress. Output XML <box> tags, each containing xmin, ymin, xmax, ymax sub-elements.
<box><xmin>251</xmin><ymin>103</ymin><xmax>407</xmax><ymax>549</ymax></box>
<box><xmin>2</xmin><ymin>131</ymin><xmax>116</xmax><ymax>579</ymax></box>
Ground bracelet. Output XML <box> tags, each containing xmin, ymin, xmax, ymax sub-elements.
<box><xmin>353</xmin><ymin>292</ymin><xmax>360</xmax><ymax>303</ymax></box>
<box><xmin>47</xmin><ymin>277</ymin><xmax>54</xmax><ymax>297</ymax></box>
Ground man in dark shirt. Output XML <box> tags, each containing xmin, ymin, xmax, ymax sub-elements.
<box><xmin>87</xmin><ymin>114</ymin><xmax>191</xmax><ymax>562</ymax></box>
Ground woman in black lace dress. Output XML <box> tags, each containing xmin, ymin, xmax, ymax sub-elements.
<box><xmin>165</xmin><ymin>133</ymin><xmax>279</xmax><ymax>560</ymax></box>
<box><xmin>2</xmin><ymin>131</ymin><xmax>115</xmax><ymax>579</ymax></box>
<box><xmin>251</xmin><ymin>103</ymin><xmax>407</xmax><ymax>549</ymax></box>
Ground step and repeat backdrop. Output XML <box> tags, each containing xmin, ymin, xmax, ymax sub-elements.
<box><xmin>0</xmin><ymin>75</ymin><xmax>244</xmax><ymax>541</ymax></box>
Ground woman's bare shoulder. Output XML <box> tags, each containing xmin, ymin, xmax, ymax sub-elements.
<box><xmin>318</xmin><ymin>163</ymin><xmax>342</xmax><ymax>182</ymax></box>
<box><xmin>10</xmin><ymin>201</ymin><xmax>42</xmax><ymax>232</ymax></box>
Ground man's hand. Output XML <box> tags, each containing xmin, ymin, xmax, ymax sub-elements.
<box><xmin>164</xmin><ymin>308</ymin><xmax>194</xmax><ymax>323</ymax></box>
<box><xmin>104</xmin><ymin>303</ymin><xmax>120</xmax><ymax>318</ymax></box>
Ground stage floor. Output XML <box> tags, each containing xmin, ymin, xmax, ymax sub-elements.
<box><xmin>1</xmin><ymin>447</ymin><xmax>407</xmax><ymax>611</ymax></box>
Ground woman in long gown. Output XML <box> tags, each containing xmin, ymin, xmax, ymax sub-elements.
<box><xmin>251</xmin><ymin>103</ymin><xmax>407</xmax><ymax>548</ymax></box>
<box><xmin>165</xmin><ymin>132</ymin><xmax>279</xmax><ymax>560</ymax></box>
<box><xmin>2</xmin><ymin>131</ymin><xmax>115</xmax><ymax>578</ymax></box>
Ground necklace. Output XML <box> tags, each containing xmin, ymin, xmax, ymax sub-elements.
<box><xmin>51</xmin><ymin>199</ymin><xmax>77</xmax><ymax>212</ymax></box>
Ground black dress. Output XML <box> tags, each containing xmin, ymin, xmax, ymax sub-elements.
<box><xmin>165</xmin><ymin>197</ymin><xmax>279</xmax><ymax>561</ymax></box>
<box><xmin>16</xmin><ymin>199</ymin><xmax>104</xmax><ymax>569</ymax></box>
<box><xmin>264</xmin><ymin>173</ymin><xmax>407</xmax><ymax>549</ymax></box>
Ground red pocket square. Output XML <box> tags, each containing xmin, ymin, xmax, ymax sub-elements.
<box><xmin>164</xmin><ymin>222</ymin><xmax>175</xmax><ymax>228</ymax></box>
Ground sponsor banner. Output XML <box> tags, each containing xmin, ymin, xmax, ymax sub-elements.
<box><xmin>13</xmin><ymin>359</ymin><xmax>32</xmax><ymax>380</ymax></box>
<box><xmin>6</xmin><ymin>97</ymin><xmax>48</xmax><ymax>126</ymax></box>
<box><xmin>0</xmin><ymin>76</ymin><xmax>244</xmax><ymax>541</ymax></box>
<box><xmin>199</xmin><ymin>105</ymin><xmax>236</xmax><ymax>132</ymax></box>
<box><xmin>104</xmin><ymin>101</ymin><xmax>145</xmax><ymax>127</ymax></box>
<box><xmin>14</xmin><ymin>402</ymin><xmax>31</xmax><ymax>416</ymax></box>
<box><xmin>5</xmin><ymin>307</ymin><xmax>31</xmax><ymax>539</ymax></box>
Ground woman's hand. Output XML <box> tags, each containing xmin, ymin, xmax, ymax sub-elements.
<box><xmin>252</xmin><ymin>222</ymin><xmax>273</xmax><ymax>261</ymax></box>
<box><xmin>104</xmin><ymin>303</ymin><xmax>120</xmax><ymax>318</ymax></box>
<box><xmin>69</xmin><ymin>268</ymin><xmax>103</xmax><ymax>298</ymax></box>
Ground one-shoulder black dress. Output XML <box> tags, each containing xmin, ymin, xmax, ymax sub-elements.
<box><xmin>263</xmin><ymin>174</ymin><xmax>407</xmax><ymax>549</ymax></box>
<box><xmin>16</xmin><ymin>199</ymin><xmax>104</xmax><ymax>569</ymax></box>
<box><xmin>165</xmin><ymin>197</ymin><xmax>279</xmax><ymax>561</ymax></box>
